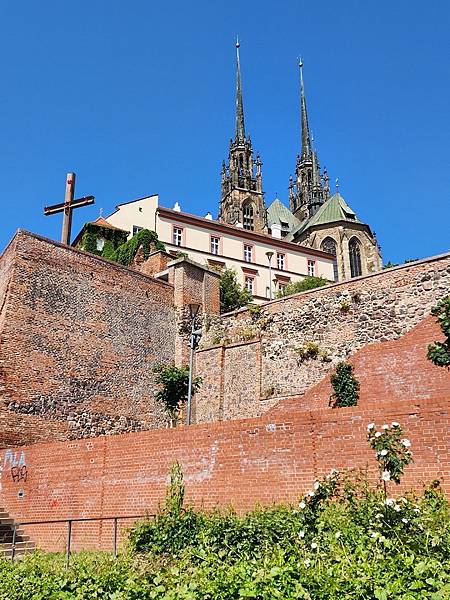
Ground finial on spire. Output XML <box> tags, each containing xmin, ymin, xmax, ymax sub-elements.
<box><xmin>235</xmin><ymin>36</ymin><xmax>246</xmax><ymax>142</ymax></box>
<box><xmin>335</xmin><ymin>177</ymin><xmax>340</xmax><ymax>192</ymax></box>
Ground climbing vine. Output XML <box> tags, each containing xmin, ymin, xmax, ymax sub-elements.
<box><xmin>109</xmin><ymin>229</ymin><xmax>166</xmax><ymax>266</ymax></box>
<box><xmin>427</xmin><ymin>295</ymin><xmax>450</xmax><ymax>368</ymax></box>
<box><xmin>329</xmin><ymin>362</ymin><xmax>360</xmax><ymax>407</ymax></box>
<box><xmin>80</xmin><ymin>223</ymin><xmax>128</xmax><ymax>256</ymax></box>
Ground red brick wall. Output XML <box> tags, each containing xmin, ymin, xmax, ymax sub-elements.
<box><xmin>0</xmin><ymin>231</ymin><xmax>176</xmax><ymax>446</ymax></box>
<box><xmin>1</xmin><ymin>393</ymin><xmax>448</xmax><ymax>551</ymax></box>
<box><xmin>272</xmin><ymin>316</ymin><xmax>450</xmax><ymax>415</ymax></box>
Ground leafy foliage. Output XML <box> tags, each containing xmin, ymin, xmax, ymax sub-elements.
<box><xmin>153</xmin><ymin>364</ymin><xmax>202</xmax><ymax>424</ymax></box>
<box><xmin>367</xmin><ymin>421</ymin><xmax>414</xmax><ymax>486</ymax></box>
<box><xmin>295</xmin><ymin>342</ymin><xmax>330</xmax><ymax>362</ymax></box>
<box><xmin>108</xmin><ymin>228</ymin><xmax>166</xmax><ymax>266</ymax></box>
<box><xmin>427</xmin><ymin>295</ymin><xmax>450</xmax><ymax>368</ymax></box>
<box><xmin>276</xmin><ymin>275</ymin><xmax>329</xmax><ymax>298</ymax></box>
<box><xmin>219</xmin><ymin>268</ymin><xmax>252</xmax><ymax>313</ymax></box>
<box><xmin>330</xmin><ymin>362</ymin><xmax>360</xmax><ymax>407</ymax></box>
<box><xmin>3</xmin><ymin>425</ymin><xmax>450</xmax><ymax>598</ymax></box>
<box><xmin>80</xmin><ymin>222</ymin><xmax>128</xmax><ymax>255</ymax></box>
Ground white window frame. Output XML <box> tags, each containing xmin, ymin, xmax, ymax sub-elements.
<box><xmin>307</xmin><ymin>259</ymin><xmax>316</xmax><ymax>277</ymax></box>
<box><xmin>243</xmin><ymin>244</ymin><xmax>253</xmax><ymax>263</ymax></box>
<box><xmin>244</xmin><ymin>275</ymin><xmax>254</xmax><ymax>294</ymax></box>
<box><xmin>173</xmin><ymin>227</ymin><xmax>183</xmax><ymax>247</ymax></box>
<box><xmin>210</xmin><ymin>236</ymin><xmax>220</xmax><ymax>255</ymax></box>
<box><xmin>277</xmin><ymin>253</ymin><xmax>285</xmax><ymax>270</ymax></box>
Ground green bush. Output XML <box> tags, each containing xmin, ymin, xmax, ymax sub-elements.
<box><xmin>219</xmin><ymin>268</ymin><xmax>252</xmax><ymax>313</ymax></box>
<box><xmin>153</xmin><ymin>364</ymin><xmax>202</xmax><ymax>425</ymax></box>
<box><xmin>276</xmin><ymin>276</ymin><xmax>329</xmax><ymax>298</ymax></box>
<box><xmin>330</xmin><ymin>362</ymin><xmax>360</xmax><ymax>407</ymax></box>
<box><xmin>427</xmin><ymin>296</ymin><xmax>450</xmax><ymax>368</ymax></box>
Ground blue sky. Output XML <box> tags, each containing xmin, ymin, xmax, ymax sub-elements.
<box><xmin>1</xmin><ymin>0</ymin><xmax>449</xmax><ymax>263</ymax></box>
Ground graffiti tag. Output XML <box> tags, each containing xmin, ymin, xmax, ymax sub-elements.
<box><xmin>11</xmin><ymin>465</ymin><xmax>28</xmax><ymax>483</ymax></box>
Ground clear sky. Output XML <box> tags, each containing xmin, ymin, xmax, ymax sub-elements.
<box><xmin>1</xmin><ymin>0</ymin><xmax>449</xmax><ymax>263</ymax></box>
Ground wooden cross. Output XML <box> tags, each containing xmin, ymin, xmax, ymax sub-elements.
<box><xmin>44</xmin><ymin>172</ymin><xmax>95</xmax><ymax>245</ymax></box>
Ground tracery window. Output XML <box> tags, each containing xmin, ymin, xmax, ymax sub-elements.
<box><xmin>349</xmin><ymin>237</ymin><xmax>362</xmax><ymax>278</ymax></box>
<box><xmin>321</xmin><ymin>236</ymin><xmax>338</xmax><ymax>281</ymax></box>
<box><xmin>243</xmin><ymin>203</ymin><xmax>254</xmax><ymax>230</ymax></box>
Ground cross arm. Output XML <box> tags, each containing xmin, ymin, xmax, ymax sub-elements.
<box><xmin>44</xmin><ymin>195</ymin><xmax>95</xmax><ymax>215</ymax></box>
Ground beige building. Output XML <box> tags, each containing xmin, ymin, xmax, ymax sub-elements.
<box><xmin>105</xmin><ymin>194</ymin><xmax>335</xmax><ymax>302</ymax></box>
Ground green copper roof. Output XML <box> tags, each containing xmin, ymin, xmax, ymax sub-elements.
<box><xmin>267</xmin><ymin>198</ymin><xmax>301</xmax><ymax>231</ymax></box>
<box><xmin>288</xmin><ymin>193</ymin><xmax>363</xmax><ymax>238</ymax></box>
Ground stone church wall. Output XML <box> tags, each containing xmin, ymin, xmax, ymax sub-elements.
<box><xmin>196</xmin><ymin>253</ymin><xmax>450</xmax><ymax>422</ymax></box>
<box><xmin>0</xmin><ymin>231</ymin><xmax>177</xmax><ymax>447</ymax></box>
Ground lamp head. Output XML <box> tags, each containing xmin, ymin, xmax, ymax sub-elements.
<box><xmin>189</xmin><ymin>303</ymin><xmax>201</xmax><ymax>319</ymax></box>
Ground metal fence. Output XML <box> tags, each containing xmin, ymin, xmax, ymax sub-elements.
<box><xmin>11</xmin><ymin>514</ymin><xmax>153</xmax><ymax>566</ymax></box>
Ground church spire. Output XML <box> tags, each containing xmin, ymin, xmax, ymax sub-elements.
<box><xmin>299</xmin><ymin>58</ymin><xmax>312</xmax><ymax>159</ymax></box>
<box><xmin>235</xmin><ymin>37</ymin><xmax>246</xmax><ymax>142</ymax></box>
<box><xmin>289</xmin><ymin>58</ymin><xmax>326</xmax><ymax>220</ymax></box>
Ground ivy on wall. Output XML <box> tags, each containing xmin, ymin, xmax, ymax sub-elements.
<box><xmin>80</xmin><ymin>224</ymin><xmax>166</xmax><ymax>267</ymax></box>
<box><xmin>329</xmin><ymin>362</ymin><xmax>360</xmax><ymax>408</ymax></box>
<box><xmin>80</xmin><ymin>223</ymin><xmax>128</xmax><ymax>256</ymax></box>
<box><xmin>427</xmin><ymin>295</ymin><xmax>450</xmax><ymax>368</ymax></box>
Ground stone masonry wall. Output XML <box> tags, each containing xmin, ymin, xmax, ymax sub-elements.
<box><xmin>196</xmin><ymin>253</ymin><xmax>450</xmax><ymax>422</ymax></box>
<box><xmin>0</xmin><ymin>231</ymin><xmax>177</xmax><ymax>447</ymax></box>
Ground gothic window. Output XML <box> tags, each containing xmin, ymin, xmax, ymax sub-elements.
<box><xmin>321</xmin><ymin>236</ymin><xmax>339</xmax><ymax>281</ymax></box>
<box><xmin>349</xmin><ymin>237</ymin><xmax>362</xmax><ymax>278</ymax></box>
<box><xmin>243</xmin><ymin>203</ymin><xmax>254</xmax><ymax>230</ymax></box>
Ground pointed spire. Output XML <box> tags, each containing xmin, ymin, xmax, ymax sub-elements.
<box><xmin>299</xmin><ymin>57</ymin><xmax>312</xmax><ymax>158</ymax></box>
<box><xmin>235</xmin><ymin>36</ymin><xmax>246</xmax><ymax>142</ymax></box>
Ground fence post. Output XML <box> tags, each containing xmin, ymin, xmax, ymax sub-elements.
<box><xmin>11</xmin><ymin>523</ymin><xmax>17</xmax><ymax>562</ymax></box>
<box><xmin>66</xmin><ymin>520</ymin><xmax>72</xmax><ymax>568</ymax></box>
<box><xmin>113</xmin><ymin>518</ymin><xmax>118</xmax><ymax>558</ymax></box>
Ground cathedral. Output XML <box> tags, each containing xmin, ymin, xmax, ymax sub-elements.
<box><xmin>218</xmin><ymin>42</ymin><xmax>382</xmax><ymax>281</ymax></box>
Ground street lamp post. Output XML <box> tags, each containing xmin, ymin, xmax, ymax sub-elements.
<box><xmin>186</xmin><ymin>303</ymin><xmax>202</xmax><ymax>426</ymax></box>
<box><xmin>266</xmin><ymin>251</ymin><xmax>274</xmax><ymax>300</ymax></box>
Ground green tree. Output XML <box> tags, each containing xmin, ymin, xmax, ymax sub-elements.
<box><xmin>219</xmin><ymin>268</ymin><xmax>252</xmax><ymax>313</ymax></box>
<box><xmin>276</xmin><ymin>276</ymin><xmax>329</xmax><ymax>298</ymax></box>
<box><xmin>153</xmin><ymin>364</ymin><xmax>202</xmax><ymax>425</ymax></box>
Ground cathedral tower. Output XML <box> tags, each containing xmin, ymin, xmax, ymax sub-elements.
<box><xmin>219</xmin><ymin>40</ymin><xmax>267</xmax><ymax>233</ymax></box>
<box><xmin>289</xmin><ymin>60</ymin><xmax>329</xmax><ymax>222</ymax></box>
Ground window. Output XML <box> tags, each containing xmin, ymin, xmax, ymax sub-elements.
<box><xmin>244</xmin><ymin>244</ymin><xmax>253</xmax><ymax>263</ymax></box>
<box><xmin>210</xmin><ymin>236</ymin><xmax>220</xmax><ymax>255</ymax></box>
<box><xmin>308</xmin><ymin>259</ymin><xmax>316</xmax><ymax>277</ymax></box>
<box><xmin>243</xmin><ymin>203</ymin><xmax>254</xmax><ymax>230</ymax></box>
<box><xmin>132</xmin><ymin>225</ymin><xmax>143</xmax><ymax>236</ymax></box>
<box><xmin>277</xmin><ymin>253</ymin><xmax>285</xmax><ymax>270</ymax></box>
<box><xmin>278</xmin><ymin>282</ymin><xmax>287</xmax><ymax>294</ymax></box>
<box><xmin>349</xmin><ymin>237</ymin><xmax>362</xmax><ymax>278</ymax></box>
<box><xmin>172</xmin><ymin>227</ymin><xmax>183</xmax><ymax>246</ymax></box>
<box><xmin>245</xmin><ymin>276</ymin><xmax>254</xmax><ymax>295</ymax></box>
<box><xmin>321</xmin><ymin>237</ymin><xmax>338</xmax><ymax>281</ymax></box>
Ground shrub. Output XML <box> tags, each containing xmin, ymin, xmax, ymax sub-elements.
<box><xmin>330</xmin><ymin>362</ymin><xmax>360</xmax><ymax>407</ymax></box>
<box><xmin>219</xmin><ymin>268</ymin><xmax>252</xmax><ymax>313</ymax></box>
<box><xmin>427</xmin><ymin>295</ymin><xmax>450</xmax><ymax>368</ymax></box>
<box><xmin>276</xmin><ymin>275</ymin><xmax>329</xmax><ymax>298</ymax></box>
<box><xmin>295</xmin><ymin>342</ymin><xmax>329</xmax><ymax>362</ymax></box>
<box><xmin>109</xmin><ymin>229</ymin><xmax>165</xmax><ymax>266</ymax></box>
<box><xmin>153</xmin><ymin>364</ymin><xmax>201</xmax><ymax>425</ymax></box>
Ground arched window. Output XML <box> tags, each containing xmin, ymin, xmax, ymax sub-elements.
<box><xmin>349</xmin><ymin>237</ymin><xmax>362</xmax><ymax>278</ymax></box>
<box><xmin>243</xmin><ymin>202</ymin><xmax>254</xmax><ymax>230</ymax></box>
<box><xmin>321</xmin><ymin>236</ymin><xmax>338</xmax><ymax>281</ymax></box>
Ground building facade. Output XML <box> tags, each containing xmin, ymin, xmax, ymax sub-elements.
<box><xmin>104</xmin><ymin>194</ymin><xmax>335</xmax><ymax>302</ymax></box>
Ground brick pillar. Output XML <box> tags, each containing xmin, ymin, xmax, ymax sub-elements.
<box><xmin>168</xmin><ymin>258</ymin><xmax>220</xmax><ymax>366</ymax></box>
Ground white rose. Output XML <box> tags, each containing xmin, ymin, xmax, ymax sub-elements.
<box><xmin>314</xmin><ymin>481</ymin><xmax>320</xmax><ymax>490</ymax></box>
<box><xmin>382</xmin><ymin>424</ymin><xmax>389</xmax><ymax>430</ymax></box>
<box><xmin>391</xmin><ymin>422</ymin><xmax>400</xmax><ymax>428</ymax></box>
<box><xmin>375</xmin><ymin>432</ymin><xmax>382</xmax><ymax>438</ymax></box>
<box><xmin>335</xmin><ymin>531</ymin><xmax>341</xmax><ymax>539</ymax></box>
<box><xmin>307</xmin><ymin>490</ymin><xmax>315</xmax><ymax>497</ymax></box>
<box><xmin>380</xmin><ymin>449</ymin><xmax>388</xmax><ymax>456</ymax></box>
<box><xmin>381</xmin><ymin>470</ymin><xmax>391</xmax><ymax>481</ymax></box>
<box><xmin>367</xmin><ymin>423</ymin><xmax>375</xmax><ymax>430</ymax></box>
<box><xmin>311</xmin><ymin>542</ymin><xmax>318</xmax><ymax>549</ymax></box>
<box><xmin>385</xmin><ymin>498</ymin><xmax>394</xmax><ymax>506</ymax></box>
<box><xmin>402</xmin><ymin>518</ymin><xmax>408</xmax><ymax>524</ymax></box>
<box><xmin>304</xmin><ymin>559</ymin><xmax>311</xmax><ymax>567</ymax></box>
<box><xmin>299</xmin><ymin>501</ymin><xmax>306</xmax><ymax>509</ymax></box>
<box><xmin>401</xmin><ymin>439</ymin><xmax>411</xmax><ymax>448</ymax></box>
<box><xmin>299</xmin><ymin>530</ymin><xmax>305</xmax><ymax>538</ymax></box>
